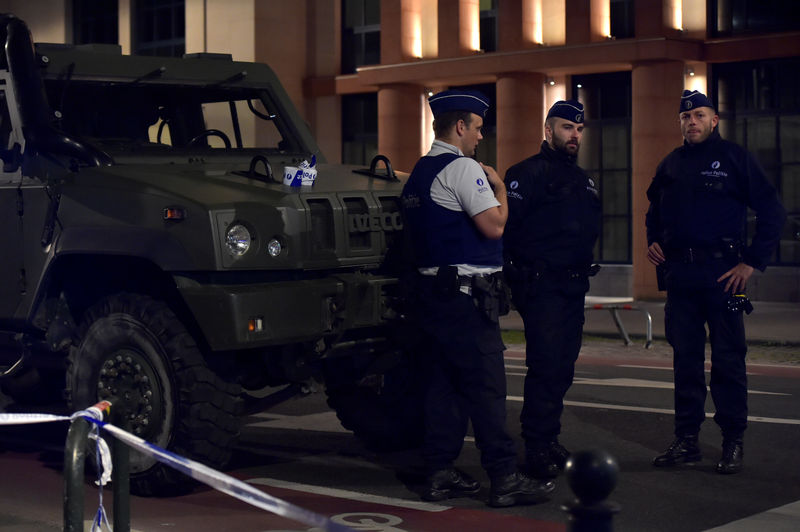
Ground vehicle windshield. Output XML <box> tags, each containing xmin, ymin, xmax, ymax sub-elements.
<box><xmin>43</xmin><ymin>81</ymin><xmax>299</xmax><ymax>153</ymax></box>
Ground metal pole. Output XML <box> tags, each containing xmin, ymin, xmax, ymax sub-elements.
<box><xmin>63</xmin><ymin>415</ymin><xmax>91</xmax><ymax>532</ymax></box>
<box><xmin>112</xmin><ymin>409</ymin><xmax>131</xmax><ymax>532</ymax></box>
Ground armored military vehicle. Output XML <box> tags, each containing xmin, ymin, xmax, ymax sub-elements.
<box><xmin>0</xmin><ymin>14</ymin><xmax>421</xmax><ymax>495</ymax></box>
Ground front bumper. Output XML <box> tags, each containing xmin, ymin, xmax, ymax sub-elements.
<box><xmin>177</xmin><ymin>272</ymin><xmax>397</xmax><ymax>351</ymax></box>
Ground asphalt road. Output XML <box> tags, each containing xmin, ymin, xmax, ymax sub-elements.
<box><xmin>1</xmin><ymin>339</ymin><xmax>799</xmax><ymax>531</ymax></box>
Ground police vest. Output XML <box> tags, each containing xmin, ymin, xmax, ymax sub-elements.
<box><xmin>401</xmin><ymin>153</ymin><xmax>502</xmax><ymax>268</ymax></box>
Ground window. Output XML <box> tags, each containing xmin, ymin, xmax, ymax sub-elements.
<box><xmin>134</xmin><ymin>0</ymin><xmax>185</xmax><ymax>57</ymax></box>
<box><xmin>573</xmin><ymin>72</ymin><xmax>632</xmax><ymax>264</ymax></box>
<box><xmin>712</xmin><ymin>0</ymin><xmax>800</xmax><ymax>36</ymax></box>
<box><xmin>342</xmin><ymin>93</ymin><xmax>377</xmax><ymax>165</ymax></box>
<box><xmin>342</xmin><ymin>0</ymin><xmax>380</xmax><ymax>74</ymax></box>
<box><xmin>714</xmin><ymin>58</ymin><xmax>800</xmax><ymax>265</ymax></box>
<box><xmin>46</xmin><ymin>80</ymin><xmax>298</xmax><ymax>153</ymax></box>
<box><xmin>73</xmin><ymin>0</ymin><xmax>119</xmax><ymax>45</ymax></box>
<box><xmin>479</xmin><ymin>0</ymin><xmax>497</xmax><ymax>53</ymax></box>
<box><xmin>610</xmin><ymin>0</ymin><xmax>634</xmax><ymax>39</ymax></box>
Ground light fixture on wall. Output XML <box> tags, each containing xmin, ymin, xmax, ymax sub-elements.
<box><xmin>546</xmin><ymin>77</ymin><xmax>555</xmax><ymax>86</ymax></box>
<box><xmin>425</xmin><ymin>88</ymin><xmax>434</xmax><ymax>97</ymax></box>
<box><xmin>686</xmin><ymin>67</ymin><xmax>695</xmax><ymax>77</ymax></box>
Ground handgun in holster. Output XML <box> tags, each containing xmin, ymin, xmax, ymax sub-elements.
<box><xmin>472</xmin><ymin>274</ymin><xmax>508</xmax><ymax>322</ymax></box>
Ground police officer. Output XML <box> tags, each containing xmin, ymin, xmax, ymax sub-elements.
<box><xmin>402</xmin><ymin>89</ymin><xmax>554</xmax><ymax>507</ymax></box>
<box><xmin>503</xmin><ymin>100</ymin><xmax>601</xmax><ymax>479</ymax></box>
<box><xmin>646</xmin><ymin>90</ymin><xmax>786</xmax><ymax>474</ymax></box>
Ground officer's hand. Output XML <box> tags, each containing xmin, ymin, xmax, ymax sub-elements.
<box><xmin>647</xmin><ymin>242</ymin><xmax>666</xmax><ymax>266</ymax></box>
<box><xmin>717</xmin><ymin>262</ymin><xmax>754</xmax><ymax>294</ymax></box>
<box><xmin>479</xmin><ymin>162</ymin><xmax>503</xmax><ymax>190</ymax></box>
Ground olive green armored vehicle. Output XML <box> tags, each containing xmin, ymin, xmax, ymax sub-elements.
<box><xmin>0</xmin><ymin>14</ymin><xmax>421</xmax><ymax>495</ymax></box>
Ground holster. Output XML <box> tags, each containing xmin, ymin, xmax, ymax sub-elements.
<box><xmin>504</xmin><ymin>260</ymin><xmax>545</xmax><ymax>299</ymax></box>
<box><xmin>433</xmin><ymin>265</ymin><xmax>460</xmax><ymax>298</ymax></box>
<box><xmin>472</xmin><ymin>272</ymin><xmax>509</xmax><ymax>323</ymax></box>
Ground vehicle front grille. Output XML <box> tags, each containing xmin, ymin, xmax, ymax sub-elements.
<box><xmin>308</xmin><ymin>198</ymin><xmax>335</xmax><ymax>253</ymax></box>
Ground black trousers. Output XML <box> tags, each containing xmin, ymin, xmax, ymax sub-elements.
<box><xmin>513</xmin><ymin>277</ymin><xmax>586</xmax><ymax>452</ymax></box>
<box><xmin>665</xmin><ymin>282</ymin><xmax>748</xmax><ymax>440</ymax></box>
<box><xmin>414</xmin><ymin>289</ymin><xmax>517</xmax><ymax>480</ymax></box>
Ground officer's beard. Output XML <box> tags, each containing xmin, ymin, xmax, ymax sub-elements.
<box><xmin>552</xmin><ymin>136</ymin><xmax>580</xmax><ymax>157</ymax></box>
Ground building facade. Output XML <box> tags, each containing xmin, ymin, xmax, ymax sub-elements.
<box><xmin>3</xmin><ymin>0</ymin><xmax>799</xmax><ymax>300</ymax></box>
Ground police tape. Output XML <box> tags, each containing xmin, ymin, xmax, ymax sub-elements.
<box><xmin>0</xmin><ymin>409</ymin><xmax>354</xmax><ymax>532</ymax></box>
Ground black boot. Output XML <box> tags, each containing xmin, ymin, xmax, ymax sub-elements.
<box><xmin>488</xmin><ymin>471</ymin><xmax>555</xmax><ymax>508</ymax></box>
<box><xmin>421</xmin><ymin>468</ymin><xmax>480</xmax><ymax>501</ymax></box>
<box><xmin>716</xmin><ymin>440</ymin><xmax>743</xmax><ymax>474</ymax></box>
<box><xmin>549</xmin><ymin>440</ymin><xmax>570</xmax><ymax>470</ymax></box>
<box><xmin>526</xmin><ymin>447</ymin><xmax>560</xmax><ymax>479</ymax></box>
<box><xmin>653</xmin><ymin>435</ymin><xmax>702</xmax><ymax>467</ymax></box>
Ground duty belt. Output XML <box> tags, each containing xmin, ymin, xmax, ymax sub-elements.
<box><xmin>666</xmin><ymin>241</ymin><xmax>740</xmax><ymax>264</ymax></box>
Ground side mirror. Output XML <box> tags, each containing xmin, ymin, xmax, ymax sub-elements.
<box><xmin>0</xmin><ymin>142</ymin><xmax>21</xmax><ymax>172</ymax></box>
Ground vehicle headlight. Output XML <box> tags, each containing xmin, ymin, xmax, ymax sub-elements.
<box><xmin>225</xmin><ymin>224</ymin><xmax>251</xmax><ymax>256</ymax></box>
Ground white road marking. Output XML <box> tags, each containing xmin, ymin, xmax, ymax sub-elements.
<box><xmin>506</xmin><ymin>373</ymin><xmax>789</xmax><ymax>395</ymax></box>
<box><xmin>247</xmin><ymin>411</ymin><xmax>350</xmax><ymax>432</ymax></box>
<box><xmin>618</xmin><ymin>364</ymin><xmax>773</xmax><ymax>376</ymax></box>
<box><xmin>247</xmin><ymin>478</ymin><xmax>450</xmax><ymax>512</ymax></box>
<box><xmin>703</xmin><ymin>500</ymin><xmax>800</xmax><ymax>531</ymax></box>
<box><xmin>506</xmin><ymin>396</ymin><xmax>800</xmax><ymax>425</ymax></box>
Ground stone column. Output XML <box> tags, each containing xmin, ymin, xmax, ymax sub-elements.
<box><xmin>565</xmin><ymin>0</ymin><xmax>608</xmax><ymax>44</ymax></box>
<box><xmin>378</xmin><ymin>84</ymin><xmax>424</xmax><ymax>173</ymax></box>
<box><xmin>437</xmin><ymin>0</ymin><xmax>479</xmax><ymax>58</ymax></box>
<box><xmin>631</xmin><ymin>60</ymin><xmax>684</xmax><ymax>300</ymax></box>
<box><xmin>496</xmin><ymin>72</ymin><xmax>546</xmax><ymax>176</ymax></box>
<box><xmin>381</xmin><ymin>0</ymin><xmax>423</xmax><ymax>64</ymax></box>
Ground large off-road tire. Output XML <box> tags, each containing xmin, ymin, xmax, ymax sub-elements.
<box><xmin>66</xmin><ymin>293</ymin><xmax>242</xmax><ymax>496</ymax></box>
<box><xmin>323</xmin><ymin>349</ymin><xmax>425</xmax><ymax>451</ymax></box>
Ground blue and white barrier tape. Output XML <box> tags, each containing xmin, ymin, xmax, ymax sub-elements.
<box><xmin>1</xmin><ymin>409</ymin><xmax>354</xmax><ymax>531</ymax></box>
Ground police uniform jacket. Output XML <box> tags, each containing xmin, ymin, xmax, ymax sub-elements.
<box><xmin>504</xmin><ymin>141</ymin><xmax>601</xmax><ymax>270</ymax></box>
<box><xmin>646</xmin><ymin>129</ymin><xmax>786</xmax><ymax>271</ymax></box>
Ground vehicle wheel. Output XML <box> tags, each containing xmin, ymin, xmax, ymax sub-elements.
<box><xmin>323</xmin><ymin>348</ymin><xmax>425</xmax><ymax>451</ymax></box>
<box><xmin>66</xmin><ymin>293</ymin><xmax>242</xmax><ymax>496</ymax></box>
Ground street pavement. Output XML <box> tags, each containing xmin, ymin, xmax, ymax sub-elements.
<box><xmin>1</xmin><ymin>298</ymin><xmax>798</xmax><ymax>531</ymax></box>
<box><xmin>501</xmin><ymin>299</ymin><xmax>800</xmax><ymax>363</ymax></box>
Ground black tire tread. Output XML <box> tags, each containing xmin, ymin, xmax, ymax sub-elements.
<box><xmin>66</xmin><ymin>292</ymin><xmax>242</xmax><ymax>496</ymax></box>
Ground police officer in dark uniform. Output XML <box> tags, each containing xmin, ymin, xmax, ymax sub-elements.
<box><xmin>402</xmin><ymin>89</ymin><xmax>554</xmax><ymax>507</ymax></box>
<box><xmin>503</xmin><ymin>100</ymin><xmax>601</xmax><ymax>479</ymax></box>
<box><xmin>646</xmin><ymin>90</ymin><xmax>786</xmax><ymax>474</ymax></box>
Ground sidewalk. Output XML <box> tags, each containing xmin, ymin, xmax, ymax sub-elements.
<box><xmin>501</xmin><ymin>299</ymin><xmax>800</xmax><ymax>353</ymax></box>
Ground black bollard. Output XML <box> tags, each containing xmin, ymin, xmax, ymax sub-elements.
<box><xmin>561</xmin><ymin>449</ymin><xmax>621</xmax><ymax>532</ymax></box>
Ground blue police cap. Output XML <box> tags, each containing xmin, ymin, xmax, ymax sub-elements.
<box><xmin>428</xmin><ymin>89</ymin><xmax>490</xmax><ymax>118</ymax></box>
<box><xmin>680</xmin><ymin>90</ymin><xmax>715</xmax><ymax>113</ymax></box>
<box><xmin>546</xmin><ymin>99</ymin><xmax>584</xmax><ymax>123</ymax></box>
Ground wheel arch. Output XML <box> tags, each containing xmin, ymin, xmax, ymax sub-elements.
<box><xmin>31</xmin><ymin>254</ymin><xmax>210</xmax><ymax>355</ymax></box>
